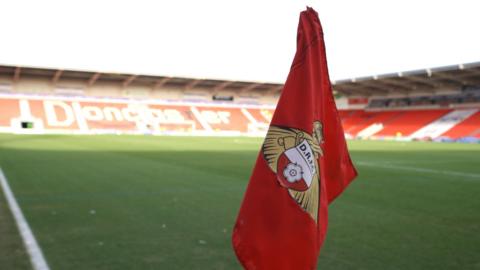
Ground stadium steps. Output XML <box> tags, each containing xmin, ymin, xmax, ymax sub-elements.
<box><xmin>409</xmin><ymin>109</ymin><xmax>478</xmax><ymax>139</ymax></box>
<box><xmin>356</xmin><ymin>123</ymin><xmax>384</xmax><ymax>138</ymax></box>
<box><xmin>440</xmin><ymin>111</ymin><xmax>480</xmax><ymax>139</ymax></box>
<box><xmin>373</xmin><ymin>109</ymin><xmax>452</xmax><ymax>137</ymax></box>
<box><xmin>344</xmin><ymin>111</ymin><xmax>400</xmax><ymax>137</ymax></box>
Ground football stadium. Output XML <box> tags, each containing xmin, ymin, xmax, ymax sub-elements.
<box><xmin>1</xmin><ymin>2</ymin><xmax>480</xmax><ymax>270</ymax></box>
<box><xmin>1</xmin><ymin>63</ymin><xmax>479</xmax><ymax>269</ymax></box>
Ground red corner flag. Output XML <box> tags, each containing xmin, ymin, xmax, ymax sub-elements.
<box><xmin>232</xmin><ymin>7</ymin><xmax>357</xmax><ymax>270</ymax></box>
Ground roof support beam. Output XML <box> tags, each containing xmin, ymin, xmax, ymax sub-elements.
<box><xmin>380</xmin><ymin>78</ymin><xmax>433</xmax><ymax>93</ymax></box>
<box><xmin>212</xmin><ymin>81</ymin><xmax>233</xmax><ymax>95</ymax></box>
<box><xmin>333</xmin><ymin>84</ymin><xmax>364</xmax><ymax>96</ymax></box>
<box><xmin>332</xmin><ymin>85</ymin><xmax>361</xmax><ymax>96</ymax></box>
<box><xmin>88</xmin><ymin>73</ymin><xmax>101</xmax><ymax>87</ymax></box>
<box><xmin>359</xmin><ymin>80</ymin><xmax>410</xmax><ymax>93</ymax></box>
<box><xmin>379</xmin><ymin>78</ymin><xmax>415</xmax><ymax>90</ymax></box>
<box><xmin>214</xmin><ymin>81</ymin><xmax>233</xmax><ymax>91</ymax></box>
<box><xmin>153</xmin><ymin>77</ymin><xmax>172</xmax><ymax>89</ymax></box>
<box><xmin>341</xmin><ymin>83</ymin><xmax>390</xmax><ymax>97</ymax></box>
<box><xmin>402</xmin><ymin>76</ymin><xmax>439</xmax><ymax>90</ymax></box>
<box><xmin>52</xmin><ymin>70</ymin><xmax>63</xmax><ymax>85</ymax></box>
<box><xmin>267</xmin><ymin>85</ymin><xmax>283</xmax><ymax>95</ymax></box>
<box><xmin>184</xmin><ymin>79</ymin><xmax>200</xmax><ymax>90</ymax></box>
<box><xmin>332</xmin><ymin>86</ymin><xmax>353</xmax><ymax>96</ymax></box>
<box><xmin>240</xmin><ymin>83</ymin><xmax>262</xmax><ymax>94</ymax></box>
<box><xmin>352</xmin><ymin>87</ymin><xmax>375</xmax><ymax>97</ymax></box>
<box><xmin>13</xmin><ymin>67</ymin><xmax>21</xmax><ymax>82</ymax></box>
<box><xmin>458</xmin><ymin>68</ymin><xmax>480</xmax><ymax>79</ymax></box>
<box><xmin>122</xmin><ymin>75</ymin><xmax>137</xmax><ymax>88</ymax></box>
<box><xmin>352</xmin><ymin>82</ymin><xmax>390</xmax><ymax>94</ymax></box>
<box><xmin>433</xmin><ymin>72</ymin><xmax>478</xmax><ymax>86</ymax></box>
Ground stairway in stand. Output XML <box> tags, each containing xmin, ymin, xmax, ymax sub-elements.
<box><xmin>409</xmin><ymin>109</ymin><xmax>478</xmax><ymax>139</ymax></box>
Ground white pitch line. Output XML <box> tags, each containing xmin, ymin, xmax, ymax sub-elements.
<box><xmin>0</xmin><ymin>168</ymin><xmax>50</xmax><ymax>270</ymax></box>
<box><xmin>356</xmin><ymin>161</ymin><xmax>480</xmax><ymax>180</ymax></box>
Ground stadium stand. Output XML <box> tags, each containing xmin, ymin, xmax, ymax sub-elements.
<box><xmin>409</xmin><ymin>109</ymin><xmax>478</xmax><ymax>139</ymax></box>
<box><xmin>373</xmin><ymin>109</ymin><xmax>452</xmax><ymax>138</ymax></box>
<box><xmin>343</xmin><ymin>110</ymin><xmax>399</xmax><ymax>137</ymax></box>
<box><xmin>0</xmin><ymin>63</ymin><xmax>479</xmax><ymax>141</ymax></box>
<box><xmin>0</xmin><ymin>95</ymin><xmax>275</xmax><ymax>135</ymax></box>
<box><xmin>441</xmin><ymin>111</ymin><xmax>480</xmax><ymax>139</ymax></box>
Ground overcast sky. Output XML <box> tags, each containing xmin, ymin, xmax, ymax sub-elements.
<box><xmin>0</xmin><ymin>0</ymin><xmax>479</xmax><ymax>83</ymax></box>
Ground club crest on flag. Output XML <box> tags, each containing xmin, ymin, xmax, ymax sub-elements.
<box><xmin>262</xmin><ymin>121</ymin><xmax>324</xmax><ymax>222</ymax></box>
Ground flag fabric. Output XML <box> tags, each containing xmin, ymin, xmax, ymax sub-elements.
<box><xmin>232</xmin><ymin>7</ymin><xmax>358</xmax><ymax>270</ymax></box>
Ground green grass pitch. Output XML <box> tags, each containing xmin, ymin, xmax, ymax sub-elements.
<box><xmin>0</xmin><ymin>134</ymin><xmax>479</xmax><ymax>269</ymax></box>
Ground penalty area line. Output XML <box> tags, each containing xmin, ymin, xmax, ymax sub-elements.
<box><xmin>0</xmin><ymin>168</ymin><xmax>50</xmax><ymax>270</ymax></box>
